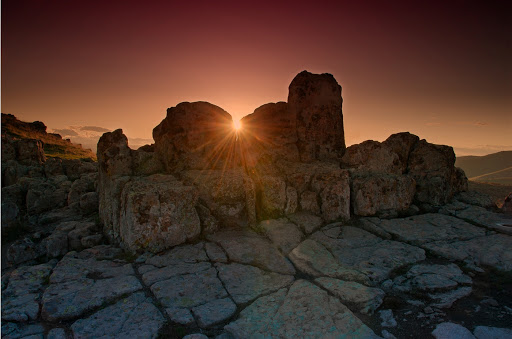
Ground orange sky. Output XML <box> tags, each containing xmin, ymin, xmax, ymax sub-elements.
<box><xmin>2</xmin><ymin>0</ymin><xmax>511</xmax><ymax>156</ymax></box>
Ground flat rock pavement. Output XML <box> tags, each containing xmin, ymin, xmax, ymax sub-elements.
<box><xmin>2</xmin><ymin>209</ymin><xmax>512</xmax><ymax>338</ymax></box>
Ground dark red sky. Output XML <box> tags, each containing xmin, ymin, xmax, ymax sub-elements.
<box><xmin>2</xmin><ymin>0</ymin><xmax>511</xmax><ymax>155</ymax></box>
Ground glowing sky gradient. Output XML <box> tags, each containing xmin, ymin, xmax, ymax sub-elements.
<box><xmin>2</xmin><ymin>0</ymin><xmax>511</xmax><ymax>155</ymax></box>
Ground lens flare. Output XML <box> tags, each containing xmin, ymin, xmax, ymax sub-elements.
<box><xmin>233</xmin><ymin>120</ymin><xmax>242</xmax><ymax>131</ymax></box>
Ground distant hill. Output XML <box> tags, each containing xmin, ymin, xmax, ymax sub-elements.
<box><xmin>2</xmin><ymin>113</ymin><xmax>97</xmax><ymax>161</ymax></box>
<box><xmin>456</xmin><ymin>151</ymin><xmax>512</xmax><ymax>185</ymax></box>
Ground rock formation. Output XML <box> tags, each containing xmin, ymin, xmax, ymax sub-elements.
<box><xmin>96</xmin><ymin>70</ymin><xmax>469</xmax><ymax>253</ymax></box>
<box><xmin>4</xmin><ymin>72</ymin><xmax>512</xmax><ymax>339</ymax></box>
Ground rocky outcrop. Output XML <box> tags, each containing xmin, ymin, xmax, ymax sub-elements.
<box><xmin>288</xmin><ymin>71</ymin><xmax>346</xmax><ymax>162</ymax></box>
<box><xmin>342</xmin><ymin>132</ymin><xmax>467</xmax><ymax>216</ymax></box>
<box><xmin>119</xmin><ymin>175</ymin><xmax>201</xmax><ymax>252</ymax></box>
<box><xmin>95</xmin><ymin>70</ymin><xmax>471</xmax><ymax>254</ymax></box>
<box><xmin>153</xmin><ymin>102</ymin><xmax>236</xmax><ymax>172</ymax></box>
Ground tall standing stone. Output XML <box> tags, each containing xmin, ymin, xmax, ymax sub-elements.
<box><xmin>288</xmin><ymin>71</ymin><xmax>346</xmax><ymax>162</ymax></box>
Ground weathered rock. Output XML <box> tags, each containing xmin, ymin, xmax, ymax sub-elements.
<box><xmin>97</xmin><ymin>129</ymin><xmax>133</xmax><ymax>178</ymax></box>
<box><xmin>119</xmin><ymin>174</ymin><xmax>201</xmax><ymax>252</ymax></box>
<box><xmin>432</xmin><ymin>322</ymin><xmax>475</xmax><ymax>339</ymax></box>
<box><xmin>225</xmin><ymin>280</ymin><xmax>378</xmax><ymax>338</ymax></box>
<box><xmin>258</xmin><ymin>175</ymin><xmax>287</xmax><ymax>218</ymax></box>
<box><xmin>79</xmin><ymin>191</ymin><xmax>99</xmax><ymax>214</ymax></box>
<box><xmin>503</xmin><ymin>193</ymin><xmax>512</xmax><ymax>214</ymax></box>
<box><xmin>191</xmin><ymin>297</ymin><xmax>237</xmax><ymax>328</ymax></box>
<box><xmin>379</xmin><ymin>309</ymin><xmax>397</xmax><ymax>327</ymax></box>
<box><xmin>196</xmin><ymin>203</ymin><xmax>219</xmax><ymax>234</ymax></box>
<box><xmin>391</xmin><ymin>263</ymin><xmax>472</xmax><ymax>293</ymax></box>
<box><xmin>444</xmin><ymin>203</ymin><xmax>512</xmax><ymax>235</ymax></box>
<box><xmin>408</xmin><ymin>140</ymin><xmax>466</xmax><ymax>205</ymax></box>
<box><xmin>315</xmin><ymin>277</ymin><xmax>385</xmax><ymax>314</ymax></box>
<box><xmin>166</xmin><ymin>307</ymin><xmax>196</xmax><ymax>326</ymax></box>
<box><xmin>1</xmin><ymin>322</ymin><xmax>45</xmax><ymax>339</ymax></box>
<box><xmin>351</xmin><ymin>173</ymin><xmax>416</xmax><ymax>217</ymax></box>
<box><xmin>429</xmin><ymin>286</ymin><xmax>473</xmax><ymax>309</ymax></box>
<box><xmin>6</xmin><ymin>238</ymin><xmax>44</xmax><ymax>266</ymax></box>
<box><xmin>382</xmin><ymin>132</ymin><xmax>420</xmax><ymax>173</ymax></box>
<box><xmin>67</xmin><ymin>173</ymin><xmax>96</xmax><ymax>205</ymax></box>
<box><xmin>71</xmin><ymin>292</ymin><xmax>165</xmax><ymax>338</ymax></box>
<box><xmin>132</xmin><ymin>148</ymin><xmax>164</xmax><ymax>175</ymax></box>
<box><xmin>1</xmin><ymin>201</ymin><xmax>20</xmax><ymax>229</ymax></box>
<box><xmin>217</xmin><ymin>263</ymin><xmax>294</xmax><ymax>305</ymax></box>
<box><xmin>455</xmin><ymin>190</ymin><xmax>497</xmax><ymax>209</ymax></box>
<box><xmin>153</xmin><ymin>101</ymin><xmax>236</xmax><ymax>171</ymax></box>
<box><xmin>26</xmin><ymin>181</ymin><xmax>68</xmax><ymax>215</ymax></box>
<box><xmin>300</xmin><ymin>190</ymin><xmax>320</xmax><ymax>214</ymax></box>
<box><xmin>40</xmin><ymin>232</ymin><xmax>69</xmax><ymax>258</ymax></box>
<box><xmin>473</xmin><ymin>326</ymin><xmax>512</xmax><ymax>339</ymax></box>
<box><xmin>150</xmin><ymin>267</ymin><xmax>227</xmax><ymax>310</ymax></box>
<box><xmin>207</xmin><ymin>230</ymin><xmax>295</xmax><ymax>275</ymax></box>
<box><xmin>47</xmin><ymin>327</ymin><xmax>67</xmax><ymax>339</ymax></box>
<box><xmin>98</xmin><ymin>176</ymin><xmax>131</xmax><ymax>243</ymax></box>
<box><xmin>2</xmin><ymin>263</ymin><xmax>54</xmax><ymax>322</ymax></box>
<box><xmin>287</xmin><ymin>211</ymin><xmax>323</xmax><ymax>234</ymax></box>
<box><xmin>81</xmin><ymin>234</ymin><xmax>103</xmax><ymax>248</ymax></box>
<box><xmin>311</xmin><ymin>225</ymin><xmax>426</xmax><ymax>284</ymax></box>
<box><xmin>288</xmin><ymin>71</ymin><xmax>346</xmax><ymax>162</ymax></box>
<box><xmin>239</xmin><ymin>102</ymin><xmax>299</xmax><ymax>166</ymax></box>
<box><xmin>367</xmin><ymin>213</ymin><xmax>512</xmax><ymax>271</ymax></box>
<box><xmin>259</xmin><ymin>218</ymin><xmax>303</xmax><ymax>254</ymax></box>
<box><xmin>44</xmin><ymin>157</ymin><xmax>64</xmax><ymax>177</ymax></box>
<box><xmin>204</xmin><ymin>242</ymin><xmax>227</xmax><ymax>263</ymax></box>
<box><xmin>389</xmin><ymin>263</ymin><xmax>472</xmax><ymax>308</ymax></box>
<box><xmin>368</xmin><ymin>213</ymin><xmax>486</xmax><ymax>246</ymax></box>
<box><xmin>142</xmin><ymin>244</ymin><xmax>211</xmax><ymax>286</ymax></box>
<box><xmin>341</xmin><ymin>140</ymin><xmax>401</xmax><ymax>175</ymax></box>
<box><xmin>16</xmin><ymin>139</ymin><xmax>46</xmax><ymax>165</ymax></box>
<box><xmin>41</xmin><ymin>249</ymin><xmax>142</xmax><ymax>321</ymax></box>
<box><xmin>289</xmin><ymin>239</ymin><xmax>369</xmax><ymax>284</ymax></box>
<box><xmin>67</xmin><ymin>221</ymin><xmax>96</xmax><ymax>251</ymax></box>
<box><xmin>181</xmin><ymin>169</ymin><xmax>256</xmax><ymax>228</ymax></box>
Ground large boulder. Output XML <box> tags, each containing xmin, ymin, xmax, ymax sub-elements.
<box><xmin>16</xmin><ymin>139</ymin><xmax>46</xmax><ymax>165</ymax></box>
<box><xmin>288</xmin><ymin>71</ymin><xmax>346</xmax><ymax>162</ymax></box>
<box><xmin>341</xmin><ymin>140</ymin><xmax>401</xmax><ymax>175</ymax></box>
<box><xmin>382</xmin><ymin>132</ymin><xmax>420</xmax><ymax>173</ymax></box>
<box><xmin>153</xmin><ymin>102</ymin><xmax>236</xmax><ymax>172</ymax></box>
<box><xmin>119</xmin><ymin>174</ymin><xmax>201</xmax><ymax>252</ymax></box>
<box><xmin>351</xmin><ymin>173</ymin><xmax>416</xmax><ymax>217</ymax></box>
<box><xmin>408</xmin><ymin>140</ymin><xmax>467</xmax><ymax>205</ymax></box>
<box><xmin>181</xmin><ymin>169</ymin><xmax>256</xmax><ymax>228</ymax></box>
<box><xmin>239</xmin><ymin>102</ymin><xmax>299</xmax><ymax>166</ymax></box>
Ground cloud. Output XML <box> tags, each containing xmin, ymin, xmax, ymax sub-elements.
<box><xmin>53</xmin><ymin>128</ymin><xmax>79</xmax><ymax>136</ymax></box>
<box><xmin>456</xmin><ymin>121</ymin><xmax>488</xmax><ymax>127</ymax></box>
<box><xmin>80</xmin><ymin>126</ymin><xmax>111</xmax><ymax>133</ymax></box>
<box><xmin>426</xmin><ymin>122</ymin><xmax>442</xmax><ymax>126</ymax></box>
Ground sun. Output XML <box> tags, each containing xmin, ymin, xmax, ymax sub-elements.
<box><xmin>233</xmin><ymin>120</ymin><xmax>242</xmax><ymax>131</ymax></box>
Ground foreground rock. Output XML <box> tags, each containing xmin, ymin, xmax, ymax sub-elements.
<box><xmin>365</xmin><ymin>213</ymin><xmax>512</xmax><ymax>271</ymax></box>
<box><xmin>225</xmin><ymin>280</ymin><xmax>379</xmax><ymax>338</ymax></box>
<box><xmin>307</xmin><ymin>224</ymin><xmax>426</xmax><ymax>284</ymax></box>
<box><xmin>71</xmin><ymin>292</ymin><xmax>165</xmax><ymax>338</ymax></box>
<box><xmin>2</xmin><ymin>262</ymin><xmax>54</xmax><ymax>322</ymax></box>
<box><xmin>41</xmin><ymin>246</ymin><xmax>141</xmax><ymax>321</ymax></box>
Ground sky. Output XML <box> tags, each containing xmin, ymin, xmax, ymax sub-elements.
<box><xmin>2</xmin><ymin>0</ymin><xmax>511</xmax><ymax>155</ymax></box>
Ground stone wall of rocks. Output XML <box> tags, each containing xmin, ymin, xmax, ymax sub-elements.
<box><xmin>1</xmin><ymin>136</ymin><xmax>101</xmax><ymax>267</ymax></box>
<box><xmin>97</xmin><ymin>70</ymin><xmax>468</xmax><ymax>253</ymax></box>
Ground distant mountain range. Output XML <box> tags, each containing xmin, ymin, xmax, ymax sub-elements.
<box><xmin>456</xmin><ymin>151</ymin><xmax>512</xmax><ymax>185</ymax></box>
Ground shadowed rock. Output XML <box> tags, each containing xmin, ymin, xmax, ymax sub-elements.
<box><xmin>288</xmin><ymin>71</ymin><xmax>346</xmax><ymax>162</ymax></box>
<box><xmin>153</xmin><ymin>102</ymin><xmax>237</xmax><ymax>172</ymax></box>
